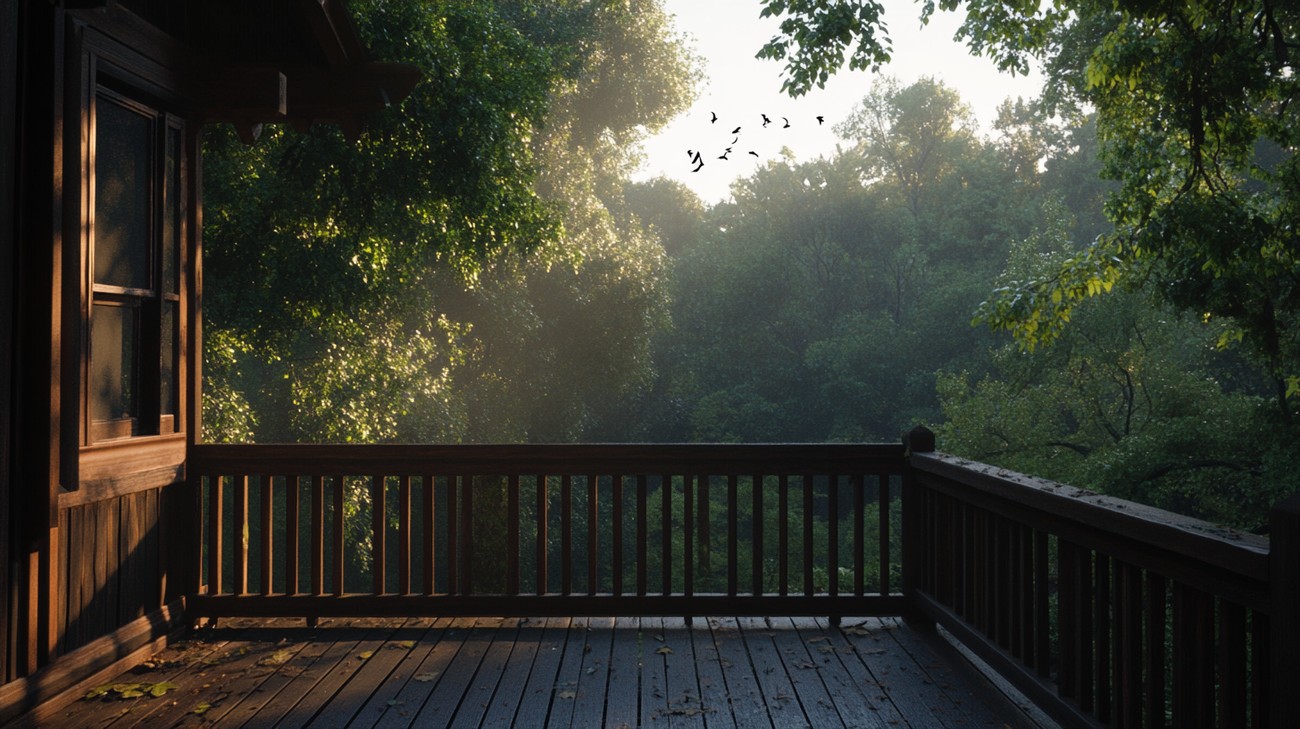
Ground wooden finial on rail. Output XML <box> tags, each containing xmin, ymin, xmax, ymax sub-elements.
<box><xmin>903</xmin><ymin>426</ymin><xmax>935</xmax><ymax>455</ymax></box>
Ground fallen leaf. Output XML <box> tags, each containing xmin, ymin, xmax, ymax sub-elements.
<box><xmin>358</xmin><ymin>650</ymin><xmax>375</xmax><ymax>660</ymax></box>
<box><xmin>258</xmin><ymin>649</ymin><xmax>293</xmax><ymax>666</ymax></box>
<box><xmin>655</xmin><ymin>646</ymin><xmax>673</xmax><ymax>655</ymax></box>
<box><xmin>395</xmin><ymin>640</ymin><xmax>416</xmax><ymax>649</ymax></box>
<box><xmin>414</xmin><ymin>672</ymin><xmax>439</xmax><ymax>682</ymax></box>
<box><xmin>807</xmin><ymin>636</ymin><xmax>830</xmax><ymax>643</ymax></box>
<box><xmin>557</xmin><ymin>690</ymin><xmax>577</xmax><ymax>700</ymax></box>
<box><xmin>192</xmin><ymin>703</ymin><xmax>212</xmax><ymax>715</ymax></box>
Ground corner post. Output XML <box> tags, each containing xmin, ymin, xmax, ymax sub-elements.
<box><xmin>1270</xmin><ymin>492</ymin><xmax>1300</xmax><ymax>728</ymax></box>
<box><xmin>901</xmin><ymin>426</ymin><xmax>935</xmax><ymax>626</ymax></box>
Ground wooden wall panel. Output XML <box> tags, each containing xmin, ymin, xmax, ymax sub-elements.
<box><xmin>56</xmin><ymin>487</ymin><xmax>171</xmax><ymax>657</ymax></box>
<box><xmin>0</xmin><ymin>0</ymin><xmax>16</xmax><ymax>685</ymax></box>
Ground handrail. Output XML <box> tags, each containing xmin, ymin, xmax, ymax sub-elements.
<box><xmin>905</xmin><ymin>441</ymin><xmax>1275</xmax><ymax>729</ymax></box>
<box><xmin>189</xmin><ymin>442</ymin><xmax>907</xmax><ymax>619</ymax></box>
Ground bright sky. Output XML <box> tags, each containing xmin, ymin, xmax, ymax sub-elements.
<box><xmin>634</xmin><ymin>0</ymin><xmax>1043</xmax><ymax>204</ymax></box>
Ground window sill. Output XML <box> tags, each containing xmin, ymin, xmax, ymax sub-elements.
<box><xmin>63</xmin><ymin>433</ymin><xmax>187</xmax><ymax>507</ymax></box>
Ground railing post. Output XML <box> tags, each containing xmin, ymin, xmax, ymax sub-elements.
<box><xmin>1270</xmin><ymin>491</ymin><xmax>1300</xmax><ymax>728</ymax></box>
<box><xmin>901</xmin><ymin>426</ymin><xmax>935</xmax><ymax>626</ymax></box>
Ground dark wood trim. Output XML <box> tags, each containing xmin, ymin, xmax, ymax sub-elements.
<box><xmin>187</xmin><ymin>593</ymin><xmax>908</xmax><ymax>619</ymax></box>
<box><xmin>1</xmin><ymin>0</ymin><xmax>18</xmax><ymax>687</ymax></box>
<box><xmin>65</xmin><ymin>433</ymin><xmax>185</xmax><ymax>506</ymax></box>
<box><xmin>912</xmin><ymin>590</ymin><xmax>1105</xmax><ymax>729</ymax></box>
<box><xmin>0</xmin><ymin>599</ymin><xmax>186</xmax><ymax>727</ymax></box>
<box><xmin>191</xmin><ymin>443</ymin><xmax>906</xmax><ymax>477</ymax></box>
<box><xmin>1270</xmin><ymin>493</ymin><xmax>1300</xmax><ymax>729</ymax></box>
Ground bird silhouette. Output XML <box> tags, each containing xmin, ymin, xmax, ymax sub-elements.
<box><xmin>816</xmin><ymin>116</ymin><xmax>825</xmax><ymax>125</ymax></box>
<box><xmin>718</xmin><ymin>148</ymin><xmax>732</xmax><ymax>160</ymax></box>
<box><xmin>783</xmin><ymin>117</ymin><xmax>791</xmax><ymax>128</ymax></box>
<box><xmin>748</xmin><ymin>151</ymin><xmax>759</xmax><ymax>157</ymax></box>
<box><xmin>692</xmin><ymin>156</ymin><xmax>704</xmax><ymax>172</ymax></box>
<box><xmin>761</xmin><ymin>114</ymin><xmax>771</xmax><ymax>127</ymax></box>
<box><xmin>710</xmin><ymin>111</ymin><xmax>718</xmax><ymax>124</ymax></box>
<box><xmin>731</xmin><ymin>126</ymin><xmax>741</xmax><ymax>135</ymax></box>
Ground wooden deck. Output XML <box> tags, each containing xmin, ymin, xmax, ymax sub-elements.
<box><xmin>49</xmin><ymin>616</ymin><xmax>1048</xmax><ymax>728</ymax></box>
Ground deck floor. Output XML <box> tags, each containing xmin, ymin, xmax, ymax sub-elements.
<box><xmin>52</xmin><ymin>616</ymin><xmax>1046</xmax><ymax>728</ymax></box>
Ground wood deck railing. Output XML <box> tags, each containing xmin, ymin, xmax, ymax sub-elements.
<box><xmin>188</xmin><ymin>434</ymin><xmax>1300</xmax><ymax>728</ymax></box>
<box><xmin>188</xmin><ymin>443</ymin><xmax>907</xmax><ymax>619</ymax></box>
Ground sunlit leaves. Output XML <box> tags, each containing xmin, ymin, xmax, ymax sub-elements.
<box><xmin>756</xmin><ymin>0</ymin><xmax>891</xmax><ymax>96</ymax></box>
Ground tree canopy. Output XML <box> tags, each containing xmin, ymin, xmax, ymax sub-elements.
<box><xmin>759</xmin><ymin>0</ymin><xmax>1300</xmax><ymax>416</ymax></box>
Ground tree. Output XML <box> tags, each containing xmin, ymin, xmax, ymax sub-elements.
<box><xmin>757</xmin><ymin>0</ymin><xmax>1300</xmax><ymax>416</ymax></box>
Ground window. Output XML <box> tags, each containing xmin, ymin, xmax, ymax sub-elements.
<box><xmin>85</xmin><ymin>87</ymin><xmax>183</xmax><ymax>444</ymax></box>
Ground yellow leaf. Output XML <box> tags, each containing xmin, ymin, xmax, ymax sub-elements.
<box><xmin>656</xmin><ymin>646</ymin><xmax>673</xmax><ymax>655</ymax></box>
<box><xmin>358</xmin><ymin>650</ymin><xmax>375</xmax><ymax>660</ymax></box>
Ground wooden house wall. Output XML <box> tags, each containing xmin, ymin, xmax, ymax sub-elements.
<box><xmin>55</xmin><ymin>484</ymin><xmax>193</xmax><ymax>658</ymax></box>
<box><xmin>1</xmin><ymin>0</ymin><xmax>18</xmax><ymax>690</ymax></box>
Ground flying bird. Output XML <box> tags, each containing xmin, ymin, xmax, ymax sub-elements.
<box><xmin>748</xmin><ymin>151</ymin><xmax>759</xmax><ymax>157</ymax></box>
<box><xmin>710</xmin><ymin>111</ymin><xmax>718</xmax><ymax>124</ymax></box>
<box><xmin>692</xmin><ymin>156</ymin><xmax>705</xmax><ymax>172</ymax></box>
<box><xmin>718</xmin><ymin>148</ymin><xmax>732</xmax><ymax>160</ymax></box>
<box><xmin>761</xmin><ymin>114</ymin><xmax>771</xmax><ymax>127</ymax></box>
<box><xmin>783</xmin><ymin>117</ymin><xmax>790</xmax><ymax>128</ymax></box>
<box><xmin>816</xmin><ymin>116</ymin><xmax>825</xmax><ymax>125</ymax></box>
<box><xmin>731</xmin><ymin>126</ymin><xmax>741</xmax><ymax>135</ymax></box>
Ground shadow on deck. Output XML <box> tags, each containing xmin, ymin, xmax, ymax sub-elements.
<box><xmin>53</xmin><ymin>616</ymin><xmax>1050</xmax><ymax>728</ymax></box>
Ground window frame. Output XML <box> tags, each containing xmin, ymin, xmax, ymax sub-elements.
<box><xmin>68</xmin><ymin>39</ymin><xmax>193</xmax><ymax>500</ymax></box>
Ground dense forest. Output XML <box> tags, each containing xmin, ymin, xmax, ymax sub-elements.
<box><xmin>201</xmin><ymin>0</ymin><xmax>1300</xmax><ymax>534</ymax></box>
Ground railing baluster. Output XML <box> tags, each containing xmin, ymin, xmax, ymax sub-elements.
<box><xmin>1146</xmin><ymin>573</ymin><xmax>1168</xmax><ymax>729</ymax></box>
<box><xmin>398</xmin><ymin>475</ymin><xmax>411</xmax><ymax>596</ymax></box>
<box><xmin>311</xmin><ymin>475</ymin><xmax>324</xmax><ymax>597</ymax></box>
<box><xmin>827</xmin><ymin>474</ymin><xmax>838</xmax><ymax>598</ymax></box>
<box><xmin>1173</xmin><ymin>582</ymin><xmax>1215</xmax><ymax>728</ymax></box>
<box><xmin>879</xmin><ymin>474</ymin><xmax>890</xmax><ymax>596</ymax></box>
<box><xmin>1094</xmin><ymin>553</ymin><xmax>1111</xmax><ymax>724</ymax></box>
<box><xmin>372</xmin><ymin>475</ymin><xmax>386</xmax><ymax>595</ymax></box>
<box><xmin>207</xmin><ymin>475</ymin><xmax>224</xmax><ymax>596</ymax></box>
<box><xmin>587</xmin><ymin>474</ymin><xmax>598</xmax><ymax>596</ymax></box>
<box><xmin>234</xmin><ymin>474</ymin><xmax>248</xmax><ymax>595</ymax></box>
<box><xmin>728</xmin><ymin>474</ymin><xmax>739</xmax><ymax>597</ymax></box>
<box><xmin>752</xmin><ymin>474</ymin><xmax>763</xmax><ymax>597</ymax></box>
<box><xmin>778</xmin><ymin>474</ymin><xmax>789</xmax><ymax>597</ymax></box>
<box><xmin>460</xmin><ymin>475</ymin><xmax>473</xmax><ymax>595</ymax></box>
<box><xmin>560</xmin><ymin>474</ymin><xmax>571</xmax><ymax>597</ymax></box>
<box><xmin>802</xmin><ymin>473</ymin><xmax>813</xmax><ymax>596</ymax></box>
<box><xmin>663</xmin><ymin>475</ymin><xmax>673</xmax><ymax>596</ymax></box>
<box><xmin>537</xmin><ymin>474</ymin><xmax>548</xmax><ymax>597</ymax></box>
<box><xmin>332</xmin><ymin>475</ymin><xmax>345</xmax><ymax>595</ymax></box>
<box><xmin>853</xmin><ymin>473</ymin><xmax>864</xmax><ymax>597</ymax></box>
<box><xmin>423</xmin><ymin>475</ymin><xmax>435</xmax><ymax>595</ymax></box>
<box><xmin>260</xmin><ymin>475</ymin><xmax>273</xmax><ymax>595</ymax></box>
<box><xmin>285</xmin><ymin>475</ymin><xmax>299</xmax><ymax>596</ymax></box>
<box><xmin>612</xmin><ymin>475</ymin><xmax>623</xmax><ymax>597</ymax></box>
<box><xmin>684</xmin><ymin>475</ymin><xmax>694</xmax><ymax>597</ymax></box>
<box><xmin>698</xmin><ymin>475</ymin><xmax>710</xmax><ymax>582</ymax></box>
<box><xmin>1115</xmin><ymin>560</ymin><xmax>1142</xmax><ymax>727</ymax></box>
<box><xmin>447</xmin><ymin>475</ymin><xmax>459</xmax><ymax>595</ymax></box>
<box><xmin>1219</xmin><ymin>600</ymin><xmax>1248</xmax><ymax>729</ymax></box>
<box><xmin>1033</xmin><ymin>530</ymin><xmax>1050</xmax><ymax>677</ymax></box>
<box><xmin>507</xmin><ymin>474</ymin><xmax>519</xmax><ymax>596</ymax></box>
<box><xmin>636</xmin><ymin>474</ymin><xmax>647</xmax><ymax>596</ymax></box>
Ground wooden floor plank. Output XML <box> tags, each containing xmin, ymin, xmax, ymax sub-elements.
<box><xmin>546</xmin><ymin>616</ymin><xmax>600</xmax><ymax>728</ymax></box>
<box><xmin>657</xmin><ymin>617</ymin><xmax>708</xmax><ymax>728</ymax></box>
<box><xmin>686</xmin><ymin>618</ymin><xmax>737</xmax><ymax>729</ymax></box>
<box><xmin>477</xmin><ymin>617</ymin><xmax>549</xmax><ymax>728</ymax></box>
<box><xmin>602</xmin><ymin>616</ymin><xmax>643</xmax><ymax>729</ymax></box>
<box><xmin>368</xmin><ymin>617</ymin><xmax>476</xmax><ymax>729</ymax></box>
<box><xmin>403</xmin><ymin>618</ymin><xmax>494</xmax><ymax>728</ymax></box>
<box><xmin>508</xmin><ymin>617</ymin><xmax>572</xmax><ymax>728</ymax></box>
<box><xmin>235</xmin><ymin>622</ymin><xmax>377</xmax><ymax>729</ymax></box>
<box><xmin>757</xmin><ymin>617</ymin><xmax>843</xmax><ymax>729</ymax></box>
<box><xmin>448</xmin><ymin>617</ymin><xmax>524</xmax><ymax>729</ymax></box>
<box><xmin>275</xmin><ymin>622</ymin><xmax>413</xmax><ymax>728</ymax></box>
<box><xmin>51</xmin><ymin>616</ymin><xmax>1053</xmax><ymax>729</ymax></box>
<box><xmin>344</xmin><ymin>618</ymin><xmax>453</xmax><ymax>729</ymax></box>
<box><xmin>305</xmin><ymin>619</ymin><xmax>436</xmax><ymax>729</ymax></box>
<box><xmin>735</xmin><ymin>617</ymin><xmax>807</xmax><ymax>727</ymax></box>
<box><xmin>568</xmin><ymin>616</ymin><xmax>616</xmax><ymax>727</ymax></box>
<box><xmin>707</xmin><ymin>617</ymin><xmax>775</xmax><ymax>729</ymax></box>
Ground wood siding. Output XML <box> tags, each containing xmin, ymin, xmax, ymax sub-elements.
<box><xmin>54</xmin><ymin>483</ymin><xmax>193</xmax><ymax>658</ymax></box>
<box><xmin>1</xmin><ymin>0</ymin><xmax>18</xmax><ymax>690</ymax></box>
